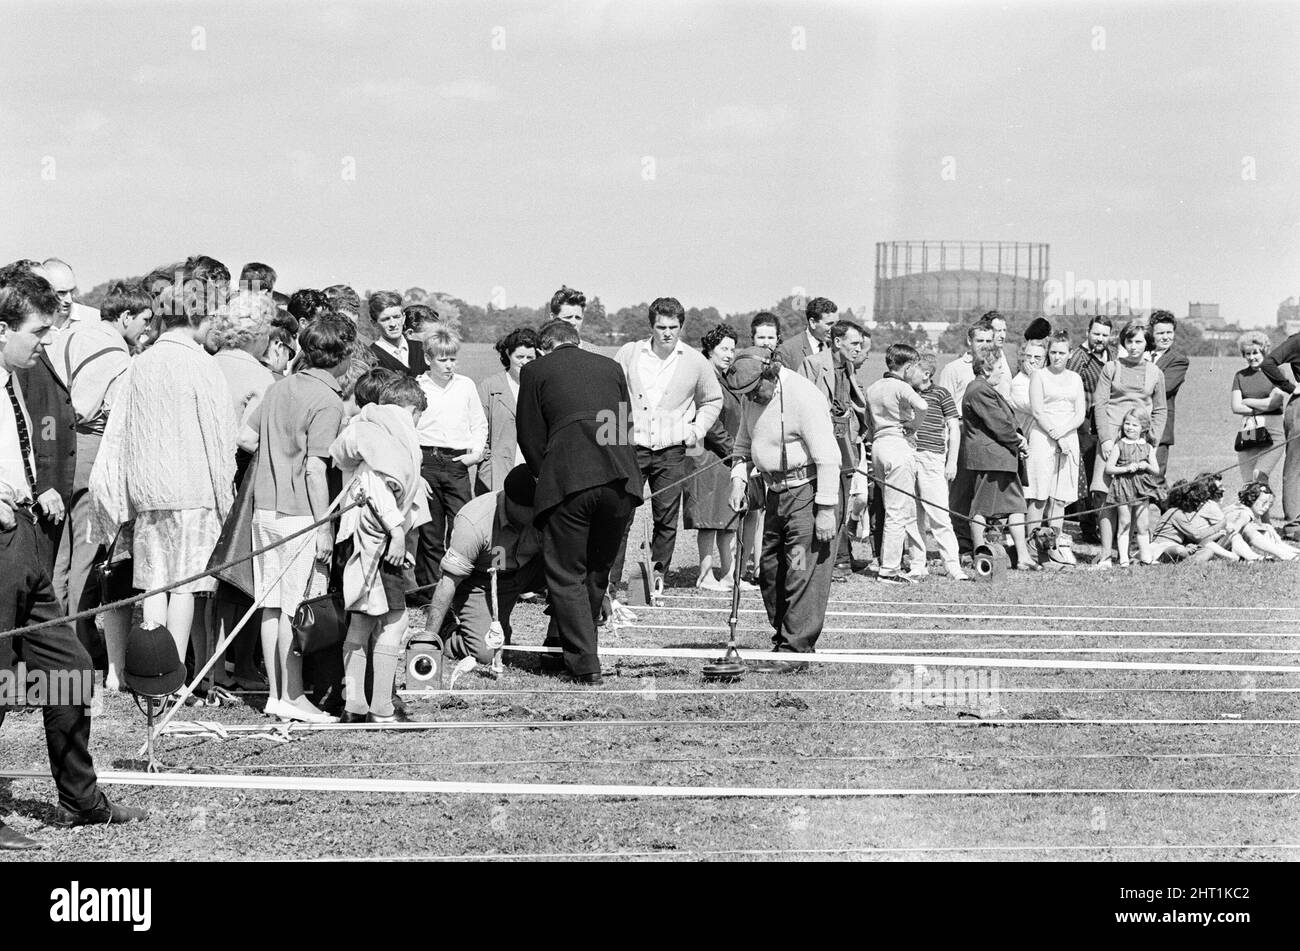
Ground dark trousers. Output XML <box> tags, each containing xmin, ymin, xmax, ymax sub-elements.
<box><xmin>1282</xmin><ymin>396</ymin><xmax>1300</xmax><ymax>537</ymax></box>
<box><xmin>0</xmin><ymin>511</ymin><xmax>103</xmax><ymax>813</ymax></box>
<box><xmin>951</xmin><ymin>467</ymin><xmax>975</xmax><ymax>555</ymax></box>
<box><xmin>541</xmin><ymin>483</ymin><xmax>637</xmax><ymax>676</ymax></box>
<box><xmin>414</xmin><ymin>449</ymin><xmax>472</xmax><ymax>599</ymax></box>
<box><xmin>608</xmin><ymin>444</ymin><xmax>688</xmax><ymax>588</ymax></box>
<box><xmin>759</xmin><ymin>482</ymin><xmax>835</xmax><ymax>653</ymax></box>
<box><xmin>831</xmin><ymin>470</ymin><xmax>852</xmax><ymax>568</ymax></box>
<box><xmin>1066</xmin><ymin>428</ymin><xmax>1101</xmax><ymax>541</ymax></box>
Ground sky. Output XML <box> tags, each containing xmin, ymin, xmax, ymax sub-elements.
<box><xmin>2</xmin><ymin>0</ymin><xmax>1297</xmax><ymax>325</ymax></box>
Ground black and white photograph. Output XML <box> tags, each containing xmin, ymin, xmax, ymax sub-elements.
<box><xmin>0</xmin><ymin>0</ymin><xmax>1297</xmax><ymax>920</ymax></box>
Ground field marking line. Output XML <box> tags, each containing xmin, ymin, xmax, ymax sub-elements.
<box><xmin>328</xmin><ymin>843</ymin><xmax>1300</xmax><ymax>861</ymax></box>
<box><xmin>139</xmin><ymin>717</ymin><xmax>1300</xmax><ymax>736</ymax></box>
<box><xmin>620</xmin><ymin>622</ymin><xmax>1297</xmax><ymax>640</ymax></box>
<box><xmin>169</xmin><ymin>751</ymin><xmax>1300</xmax><ymax>771</ymax></box>
<box><xmin>654</xmin><ymin>593</ymin><xmax>1300</xmax><ymax>613</ymax></box>
<box><xmin>638</xmin><ymin>605</ymin><xmax>1300</xmax><ymax>627</ymax></box>
<box><xmin>4</xmin><ymin>769</ymin><xmax>1298</xmax><ymax>797</ymax></box>
<box><xmin>503</xmin><ymin>644</ymin><xmax>1300</xmax><ymax>673</ymax></box>
<box><xmin>814</xmin><ymin>647</ymin><xmax>1300</xmax><ymax>655</ymax></box>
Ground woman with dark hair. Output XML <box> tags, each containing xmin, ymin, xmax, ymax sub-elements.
<box><xmin>750</xmin><ymin>312</ymin><xmax>782</xmax><ymax>353</ymax></box>
<box><xmin>684</xmin><ymin>323</ymin><xmax>753</xmax><ymax>589</ymax></box>
<box><xmin>960</xmin><ymin>346</ymin><xmax>1036</xmax><ymax>569</ymax></box>
<box><xmin>88</xmin><ymin>261</ymin><xmax>237</xmax><ymax>684</ymax></box>
<box><xmin>368</xmin><ymin>290</ymin><xmax>427</xmax><ymax>377</ymax></box>
<box><xmin>1090</xmin><ymin>319</ymin><xmax>1167</xmax><ymax>567</ymax></box>
<box><xmin>477</xmin><ymin>327</ymin><xmax>540</xmax><ymax>494</ymax></box>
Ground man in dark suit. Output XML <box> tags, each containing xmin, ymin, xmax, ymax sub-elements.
<box><xmin>799</xmin><ymin>319</ymin><xmax>870</xmax><ymax>579</ymax></box>
<box><xmin>0</xmin><ymin>268</ymin><xmax>145</xmax><ymax>850</ymax></box>
<box><xmin>14</xmin><ymin>343</ymin><xmax>76</xmax><ymax>576</ymax></box>
<box><xmin>517</xmin><ymin>319</ymin><xmax>643</xmax><ymax>683</ymax></box>
<box><xmin>1148</xmin><ymin>310</ymin><xmax>1189</xmax><ymax>475</ymax></box>
<box><xmin>776</xmin><ymin>296</ymin><xmax>839</xmax><ymax>369</ymax></box>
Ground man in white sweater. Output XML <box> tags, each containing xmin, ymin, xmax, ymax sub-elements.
<box><xmin>608</xmin><ymin>298</ymin><xmax>722</xmax><ymax>606</ymax></box>
<box><xmin>726</xmin><ymin>347</ymin><xmax>840</xmax><ymax>670</ymax></box>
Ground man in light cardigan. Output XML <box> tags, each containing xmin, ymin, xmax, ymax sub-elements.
<box><xmin>608</xmin><ymin>298</ymin><xmax>722</xmax><ymax>606</ymax></box>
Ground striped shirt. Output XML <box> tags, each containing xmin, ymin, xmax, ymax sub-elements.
<box><xmin>1066</xmin><ymin>346</ymin><xmax>1113</xmax><ymax>408</ymax></box>
<box><xmin>915</xmin><ymin>384</ymin><xmax>957</xmax><ymax>455</ymax></box>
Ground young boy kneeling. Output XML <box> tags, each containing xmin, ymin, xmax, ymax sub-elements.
<box><xmin>425</xmin><ymin>465</ymin><xmax>546</xmax><ymax>686</ymax></box>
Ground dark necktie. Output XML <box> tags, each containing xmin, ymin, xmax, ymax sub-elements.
<box><xmin>6</xmin><ymin>377</ymin><xmax>36</xmax><ymax>496</ymax></box>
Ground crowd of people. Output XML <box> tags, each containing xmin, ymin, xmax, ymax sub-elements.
<box><xmin>2</xmin><ymin>254</ymin><xmax>1299</xmax><ymax>847</ymax></box>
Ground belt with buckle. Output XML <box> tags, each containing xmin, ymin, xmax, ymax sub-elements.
<box><xmin>765</xmin><ymin>465</ymin><xmax>813</xmax><ymax>492</ymax></box>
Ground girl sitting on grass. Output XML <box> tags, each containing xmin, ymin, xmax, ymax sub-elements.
<box><xmin>1148</xmin><ymin>478</ymin><xmax>1240</xmax><ymax>563</ymax></box>
<box><xmin>1224</xmin><ymin>481</ymin><xmax>1299</xmax><ymax>561</ymax></box>
<box><xmin>1103</xmin><ymin>408</ymin><xmax>1161</xmax><ymax>566</ymax></box>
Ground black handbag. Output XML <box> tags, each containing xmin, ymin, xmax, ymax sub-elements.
<box><xmin>290</xmin><ymin>532</ymin><xmax>384</xmax><ymax>655</ymax></box>
<box><xmin>207</xmin><ymin>451</ymin><xmax>258</xmax><ymax>597</ymax></box>
<box><xmin>290</xmin><ymin>571</ymin><xmax>346</xmax><ymax>656</ymax></box>
<box><xmin>1234</xmin><ymin>416</ymin><xmax>1274</xmax><ymax>453</ymax></box>
<box><xmin>88</xmin><ymin>525</ymin><xmax>135</xmax><ymax>604</ymax></box>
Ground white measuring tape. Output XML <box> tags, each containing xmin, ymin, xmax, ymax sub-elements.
<box><xmin>654</xmin><ymin>592</ymin><xmax>1300</xmax><ymax>613</ymax></box>
<box><xmin>502</xmin><ymin>644</ymin><xmax>1300</xmax><ymax>674</ymax></box>
<box><xmin>3</xmin><ymin>769</ymin><xmax>1297</xmax><ymax>797</ymax></box>
<box><xmin>618</xmin><ymin>622</ymin><xmax>1297</xmax><ymax>640</ymax></box>
<box><xmin>638</xmin><ymin>604</ymin><xmax>1300</xmax><ymax>627</ymax></box>
<box><xmin>151</xmin><ymin>717</ymin><xmax>1300</xmax><ymax>737</ymax></box>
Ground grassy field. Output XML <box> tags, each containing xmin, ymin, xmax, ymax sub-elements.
<box><xmin>1</xmin><ymin>347</ymin><xmax>1296</xmax><ymax>862</ymax></box>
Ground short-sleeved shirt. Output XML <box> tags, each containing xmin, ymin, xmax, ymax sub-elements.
<box><xmin>441</xmin><ymin>491</ymin><xmax>543</xmax><ymax>578</ymax></box>
<box><xmin>1233</xmin><ymin>367</ymin><xmax>1282</xmax><ymax>415</ymax></box>
<box><xmin>249</xmin><ymin>367</ymin><xmax>344</xmax><ymax>516</ymax></box>
<box><xmin>915</xmin><ymin>384</ymin><xmax>957</xmax><ymax>455</ymax></box>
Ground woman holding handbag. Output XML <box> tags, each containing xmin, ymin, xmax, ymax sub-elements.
<box><xmin>1231</xmin><ymin>330</ymin><xmax>1286</xmax><ymax>484</ymax></box>
<box><xmin>238</xmin><ymin>314</ymin><xmax>353</xmax><ymax>724</ymax></box>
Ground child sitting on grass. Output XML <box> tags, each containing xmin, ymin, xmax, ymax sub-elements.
<box><xmin>1223</xmin><ymin>481</ymin><xmax>1299</xmax><ymax>561</ymax></box>
<box><xmin>331</xmin><ymin>372</ymin><xmax>428</xmax><ymax>723</ymax></box>
<box><xmin>1148</xmin><ymin>477</ymin><xmax>1240</xmax><ymax>563</ymax></box>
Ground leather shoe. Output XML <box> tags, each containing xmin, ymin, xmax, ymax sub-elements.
<box><xmin>0</xmin><ymin>824</ymin><xmax>42</xmax><ymax>850</ymax></box>
<box><xmin>750</xmin><ymin>659</ymin><xmax>805</xmax><ymax>675</ymax></box>
<box><xmin>367</xmin><ymin>709</ymin><xmax>411</xmax><ymax>723</ymax></box>
<box><xmin>339</xmin><ymin>710</ymin><xmax>368</xmax><ymax>724</ymax></box>
<box><xmin>50</xmin><ymin>798</ymin><xmax>147</xmax><ymax>828</ymax></box>
<box><xmin>562</xmin><ymin>672</ymin><xmax>603</xmax><ymax>685</ymax></box>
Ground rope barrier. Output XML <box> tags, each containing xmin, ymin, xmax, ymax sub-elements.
<box><xmin>3</xmin><ymin>768</ymin><xmax>1297</xmax><ymax>797</ymax></box>
<box><xmin>502</xmin><ymin>643</ymin><xmax>1300</xmax><ymax>673</ymax></box>
<box><xmin>0</xmin><ymin>491</ymin><xmax>365</xmax><ymax>642</ymax></box>
<box><xmin>860</xmin><ymin>428</ymin><xmax>1300</xmax><ymax>532</ymax></box>
<box><xmin>143</xmin><ymin>484</ymin><xmax>356</xmax><ymax>747</ymax></box>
